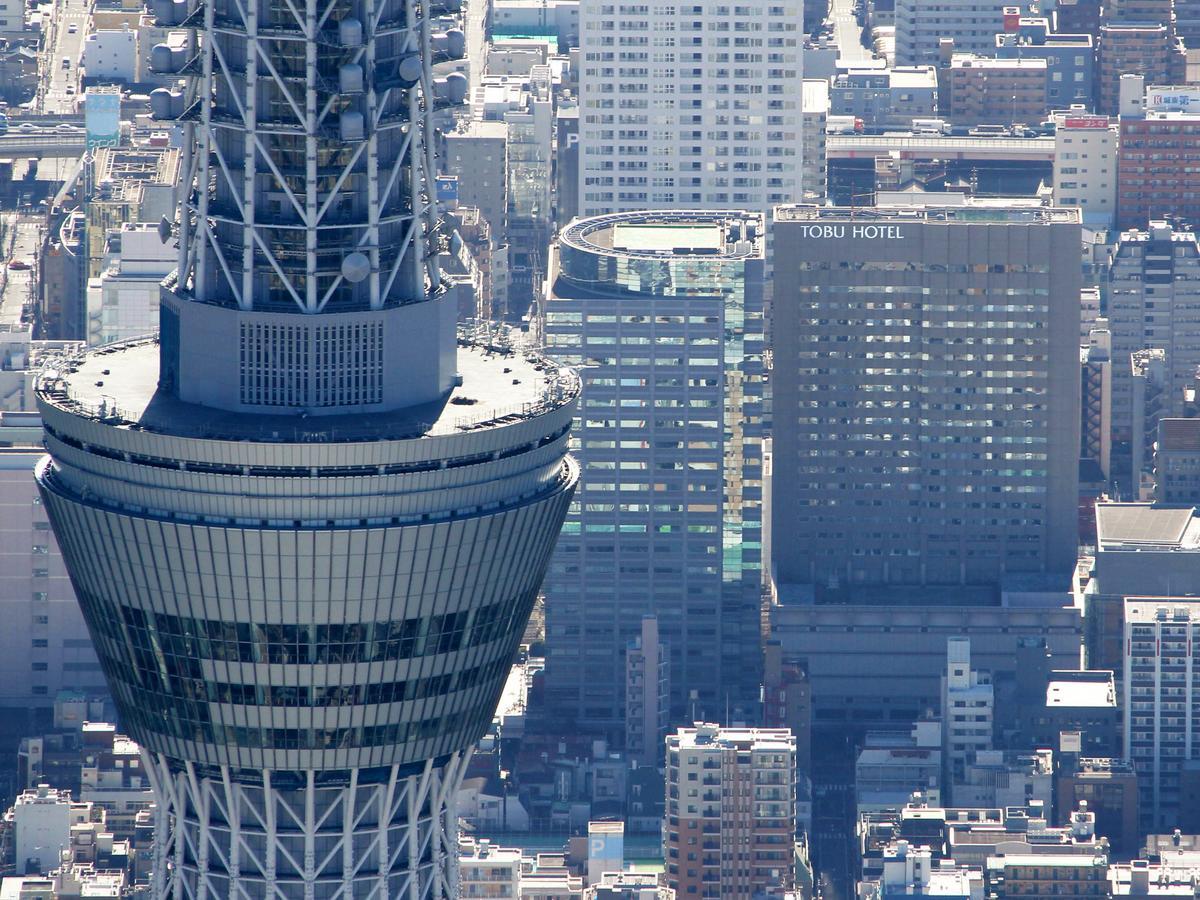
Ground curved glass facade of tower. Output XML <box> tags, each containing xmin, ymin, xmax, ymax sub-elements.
<box><xmin>33</xmin><ymin>0</ymin><xmax>577</xmax><ymax>891</ymax></box>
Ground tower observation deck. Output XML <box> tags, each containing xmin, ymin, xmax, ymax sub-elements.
<box><xmin>33</xmin><ymin>0</ymin><xmax>577</xmax><ymax>892</ymax></box>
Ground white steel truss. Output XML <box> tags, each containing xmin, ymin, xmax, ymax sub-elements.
<box><xmin>143</xmin><ymin>751</ymin><xmax>469</xmax><ymax>900</ymax></box>
<box><xmin>172</xmin><ymin>0</ymin><xmax>441</xmax><ymax>315</ymax></box>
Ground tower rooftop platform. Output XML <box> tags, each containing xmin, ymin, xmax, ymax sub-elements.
<box><xmin>38</xmin><ymin>326</ymin><xmax>576</xmax><ymax>445</ymax></box>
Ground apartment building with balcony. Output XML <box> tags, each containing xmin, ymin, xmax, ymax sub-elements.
<box><xmin>1124</xmin><ymin>598</ymin><xmax>1200</xmax><ymax>831</ymax></box>
<box><xmin>664</xmin><ymin>725</ymin><xmax>796</xmax><ymax>900</ymax></box>
<box><xmin>577</xmin><ymin>0</ymin><xmax>803</xmax><ymax>219</ymax></box>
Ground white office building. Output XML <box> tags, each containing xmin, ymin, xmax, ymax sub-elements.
<box><xmin>86</xmin><ymin>223</ymin><xmax>175</xmax><ymax>345</ymax></box>
<box><xmin>0</xmin><ymin>437</ymin><xmax>106</xmax><ymax>709</ymax></box>
<box><xmin>801</xmin><ymin>79</ymin><xmax>829</xmax><ymax>203</ymax></box>
<box><xmin>577</xmin><ymin>0</ymin><xmax>803</xmax><ymax>219</ymax></box>
<box><xmin>459</xmin><ymin>839</ymin><xmax>521</xmax><ymax>899</ymax></box>
<box><xmin>942</xmin><ymin>638</ymin><xmax>994</xmax><ymax>795</ymax></box>
<box><xmin>81</xmin><ymin>26</ymin><xmax>137</xmax><ymax>82</ymax></box>
<box><xmin>1053</xmin><ymin>115</ymin><xmax>1118</xmax><ymax>228</ymax></box>
<box><xmin>12</xmin><ymin>786</ymin><xmax>73</xmax><ymax>875</ymax></box>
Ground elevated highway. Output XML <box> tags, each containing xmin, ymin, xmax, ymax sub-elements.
<box><xmin>828</xmin><ymin>133</ymin><xmax>1056</xmax><ymax>163</ymax></box>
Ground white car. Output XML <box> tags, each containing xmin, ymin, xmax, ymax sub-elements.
<box><xmin>67</xmin><ymin>22</ymin><xmax>76</xmax><ymax>31</ymax></box>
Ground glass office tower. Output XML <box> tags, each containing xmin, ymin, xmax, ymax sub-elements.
<box><xmin>541</xmin><ymin>211</ymin><xmax>766</xmax><ymax>741</ymax></box>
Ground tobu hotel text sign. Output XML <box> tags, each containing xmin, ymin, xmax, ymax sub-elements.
<box><xmin>797</xmin><ymin>223</ymin><xmax>906</xmax><ymax>239</ymax></box>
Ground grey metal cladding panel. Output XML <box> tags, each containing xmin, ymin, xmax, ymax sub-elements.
<box><xmin>40</xmin><ymin>397</ymin><xmax>575</xmax><ymax>471</ymax></box>
<box><xmin>44</xmin><ymin>432</ymin><xmax>570</xmax><ymax>522</ymax></box>
<box><xmin>37</xmin><ymin>459</ymin><xmax>576</xmax><ymax>769</ymax></box>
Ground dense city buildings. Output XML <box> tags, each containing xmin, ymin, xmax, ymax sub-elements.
<box><xmin>664</xmin><ymin>725</ymin><xmax>797</xmax><ymax>900</ymax></box>
<box><xmin>1105</xmin><ymin>221</ymin><xmax>1200</xmax><ymax>486</ymax></box>
<box><xmin>1086</xmin><ymin>504</ymin><xmax>1200</xmax><ymax>680</ymax></box>
<box><xmin>444</xmin><ymin>120</ymin><xmax>509</xmax><ymax>245</ymax></box>
<box><xmin>860</xmin><ymin>842</ymin><xmax>984</xmax><ymax>900</ymax></box>
<box><xmin>771</xmin><ymin>197</ymin><xmax>1081</xmax><ymax>589</ymax></box>
<box><xmin>542</xmin><ymin>210</ymin><xmax>765</xmax><ymax>739</ymax></box>
<box><xmin>1034</xmin><ymin>670</ymin><xmax>1120</xmax><ymax>756</ymax></box>
<box><xmin>9</xmin><ymin>0</ymin><xmax>1200</xmax><ymax>873</ymax></box>
<box><xmin>85</xmin><ymin>222</ymin><xmax>174</xmax><ymax>345</ymax></box>
<box><xmin>33</xmin><ymin>0</ymin><xmax>576</xmax><ymax>894</ymax></box>
<box><xmin>1055</xmin><ymin>757</ymin><xmax>1140</xmax><ymax>854</ymax></box>
<box><xmin>577</xmin><ymin>0</ymin><xmax>803</xmax><ymax>218</ymax></box>
<box><xmin>767</xmin><ymin>590</ymin><xmax>1082</xmax><ymax>725</ymax></box>
<box><xmin>855</xmin><ymin>721</ymin><xmax>943</xmax><ymax>810</ymax></box>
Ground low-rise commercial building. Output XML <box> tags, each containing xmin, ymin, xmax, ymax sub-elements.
<box><xmin>856</xmin><ymin>721</ymin><xmax>943</xmax><ymax>812</ymax></box>
<box><xmin>954</xmin><ymin>750</ymin><xmax>1054</xmax><ymax>814</ymax></box>
<box><xmin>767</xmin><ymin>586</ymin><xmax>1082</xmax><ymax>727</ymax></box>
<box><xmin>1156</xmin><ymin>419</ymin><xmax>1200</xmax><ymax>504</ymax></box>
<box><xmin>990</xmin><ymin>853</ymin><xmax>1110</xmax><ymax>900</ymax></box>
<box><xmin>1030</xmin><ymin>671</ymin><xmax>1119</xmax><ymax>756</ymax></box>
<box><xmin>995</xmin><ymin>20</ymin><xmax>1094</xmax><ymax>110</ymax></box>
<box><xmin>946</xmin><ymin>55</ymin><xmax>1048</xmax><ymax>126</ymax></box>
<box><xmin>86</xmin><ymin>223</ymin><xmax>174</xmax><ymax>346</ymax></box>
<box><xmin>460</xmin><ymin>839</ymin><xmax>521</xmax><ymax>899</ymax></box>
<box><xmin>80</xmin><ymin>26</ymin><xmax>136</xmax><ymax>81</ymax></box>
<box><xmin>1055</xmin><ymin>757</ymin><xmax>1139</xmax><ymax>855</ymax></box>
<box><xmin>861</xmin><ymin>843</ymin><xmax>984</xmax><ymax>900</ymax></box>
<box><xmin>1053</xmin><ymin>115</ymin><xmax>1117</xmax><ymax>228</ymax></box>
<box><xmin>586</xmin><ymin>873</ymin><xmax>672</xmax><ymax>900</ymax></box>
<box><xmin>829</xmin><ymin>66</ymin><xmax>938</xmax><ymax>129</ymax></box>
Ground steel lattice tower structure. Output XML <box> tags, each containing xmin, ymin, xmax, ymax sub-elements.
<box><xmin>33</xmin><ymin>0</ymin><xmax>577</xmax><ymax>895</ymax></box>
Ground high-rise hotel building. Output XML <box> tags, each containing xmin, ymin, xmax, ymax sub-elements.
<box><xmin>577</xmin><ymin>0</ymin><xmax>803</xmax><ymax>218</ymax></box>
<box><xmin>33</xmin><ymin>0</ymin><xmax>578</xmax><ymax>894</ymax></box>
<box><xmin>771</xmin><ymin>198</ymin><xmax>1081</xmax><ymax>590</ymax></box>
<box><xmin>541</xmin><ymin>211</ymin><xmax>765</xmax><ymax>740</ymax></box>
